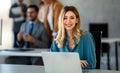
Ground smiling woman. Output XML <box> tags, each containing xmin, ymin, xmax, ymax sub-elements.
<box><xmin>50</xmin><ymin>6</ymin><xmax>96</xmax><ymax>69</ymax></box>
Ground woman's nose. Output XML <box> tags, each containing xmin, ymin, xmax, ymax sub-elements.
<box><xmin>66</xmin><ymin>18</ymin><xmax>70</xmax><ymax>23</ymax></box>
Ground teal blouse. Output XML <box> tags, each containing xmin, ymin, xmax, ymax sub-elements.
<box><xmin>50</xmin><ymin>32</ymin><xmax>96</xmax><ymax>69</ymax></box>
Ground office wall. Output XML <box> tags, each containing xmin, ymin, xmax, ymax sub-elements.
<box><xmin>29</xmin><ymin>0</ymin><xmax>40</xmax><ymax>6</ymax></box>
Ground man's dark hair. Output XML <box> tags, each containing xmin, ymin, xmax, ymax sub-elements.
<box><xmin>27</xmin><ymin>5</ymin><xmax>39</xmax><ymax>12</ymax></box>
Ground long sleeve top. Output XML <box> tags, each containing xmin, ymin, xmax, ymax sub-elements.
<box><xmin>50</xmin><ymin>32</ymin><xmax>96</xmax><ymax>69</ymax></box>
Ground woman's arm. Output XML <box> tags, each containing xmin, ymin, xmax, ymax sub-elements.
<box><xmin>50</xmin><ymin>40</ymin><xmax>59</xmax><ymax>52</ymax></box>
<box><xmin>83</xmin><ymin>32</ymin><xmax>96</xmax><ymax>69</ymax></box>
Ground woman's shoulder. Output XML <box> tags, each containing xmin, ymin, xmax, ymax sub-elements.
<box><xmin>50</xmin><ymin>39</ymin><xmax>59</xmax><ymax>50</ymax></box>
<box><xmin>81</xmin><ymin>30</ymin><xmax>92</xmax><ymax>37</ymax></box>
<box><xmin>80</xmin><ymin>30</ymin><xmax>95</xmax><ymax>47</ymax></box>
<box><xmin>80</xmin><ymin>30</ymin><xmax>94</xmax><ymax>41</ymax></box>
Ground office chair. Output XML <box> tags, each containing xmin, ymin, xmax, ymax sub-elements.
<box><xmin>91</xmin><ymin>31</ymin><xmax>102</xmax><ymax>69</ymax></box>
<box><xmin>89</xmin><ymin>23</ymin><xmax>110</xmax><ymax>69</ymax></box>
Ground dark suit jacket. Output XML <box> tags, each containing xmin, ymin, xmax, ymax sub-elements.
<box><xmin>9</xmin><ymin>3</ymin><xmax>27</xmax><ymax>32</ymax></box>
<box><xmin>19</xmin><ymin>20</ymin><xmax>51</xmax><ymax>48</ymax></box>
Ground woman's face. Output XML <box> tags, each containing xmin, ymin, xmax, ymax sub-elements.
<box><xmin>64</xmin><ymin>11</ymin><xmax>78</xmax><ymax>31</ymax></box>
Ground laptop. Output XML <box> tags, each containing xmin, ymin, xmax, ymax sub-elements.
<box><xmin>41</xmin><ymin>52</ymin><xmax>82</xmax><ymax>73</ymax></box>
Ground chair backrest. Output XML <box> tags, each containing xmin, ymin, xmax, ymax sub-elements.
<box><xmin>89</xmin><ymin>23</ymin><xmax>109</xmax><ymax>53</ymax></box>
<box><xmin>91</xmin><ymin>31</ymin><xmax>102</xmax><ymax>69</ymax></box>
<box><xmin>89</xmin><ymin>23</ymin><xmax>108</xmax><ymax>38</ymax></box>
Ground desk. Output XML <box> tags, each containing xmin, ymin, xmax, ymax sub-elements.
<box><xmin>0</xmin><ymin>64</ymin><xmax>120</xmax><ymax>73</ymax></box>
<box><xmin>102</xmin><ymin>38</ymin><xmax>120</xmax><ymax>70</ymax></box>
<box><xmin>0</xmin><ymin>49</ymin><xmax>49</xmax><ymax>57</ymax></box>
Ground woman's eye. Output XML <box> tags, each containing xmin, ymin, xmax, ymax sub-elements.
<box><xmin>64</xmin><ymin>18</ymin><xmax>67</xmax><ymax>20</ymax></box>
<box><xmin>70</xmin><ymin>16</ymin><xmax>74</xmax><ymax>19</ymax></box>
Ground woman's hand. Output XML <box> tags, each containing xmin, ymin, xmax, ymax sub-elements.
<box><xmin>80</xmin><ymin>60</ymin><xmax>89</xmax><ymax>68</ymax></box>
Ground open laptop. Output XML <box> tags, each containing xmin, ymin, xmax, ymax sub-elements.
<box><xmin>41</xmin><ymin>52</ymin><xmax>82</xmax><ymax>73</ymax></box>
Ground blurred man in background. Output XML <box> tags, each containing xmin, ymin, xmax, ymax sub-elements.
<box><xmin>9</xmin><ymin>0</ymin><xmax>27</xmax><ymax>47</ymax></box>
<box><xmin>6</xmin><ymin>5</ymin><xmax>50</xmax><ymax>65</ymax></box>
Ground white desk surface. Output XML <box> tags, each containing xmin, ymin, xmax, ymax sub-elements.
<box><xmin>0</xmin><ymin>64</ymin><xmax>45</xmax><ymax>73</ymax></box>
<box><xmin>0</xmin><ymin>49</ymin><xmax>49</xmax><ymax>57</ymax></box>
<box><xmin>0</xmin><ymin>64</ymin><xmax>119</xmax><ymax>73</ymax></box>
<box><xmin>102</xmin><ymin>38</ymin><xmax>120</xmax><ymax>43</ymax></box>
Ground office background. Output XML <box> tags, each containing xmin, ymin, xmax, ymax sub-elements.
<box><xmin>0</xmin><ymin>0</ymin><xmax>120</xmax><ymax>70</ymax></box>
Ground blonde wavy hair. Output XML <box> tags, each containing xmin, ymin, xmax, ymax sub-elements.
<box><xmin>56</xmin><ymin>6</ymin><xmax>82</xmax><ymax>48</ymax></box>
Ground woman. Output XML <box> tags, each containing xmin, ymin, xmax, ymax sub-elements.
<box><xmin>42</xmin><ymin>0</ymin><xmax>64</xmax><ymax>40</ymax></box>
<box><xmin>50</xmin><ymin>6</ymin><xmax>96</xmax><ymax>69</ymax></box>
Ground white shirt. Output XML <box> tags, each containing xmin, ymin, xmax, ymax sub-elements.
<box><xmin>47</xmin><ymin>4</ymin><xmax>53</xmax><ymax>31</ymax></box>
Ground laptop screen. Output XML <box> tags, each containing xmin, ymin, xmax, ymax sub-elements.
<box><xmin>42</xmin><ymin>52</ymin><xmax>82</xmax><ymax>73</ymax></box>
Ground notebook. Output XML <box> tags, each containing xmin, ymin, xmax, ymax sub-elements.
<box><xmin>41</xmin><ymin>52</ymin><xmax>82</xmax><ymax>73</ymax></box>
